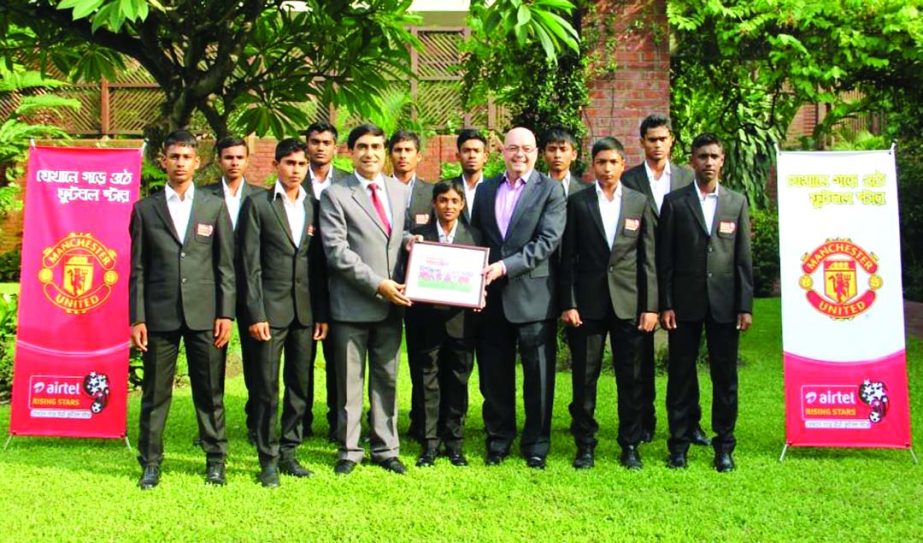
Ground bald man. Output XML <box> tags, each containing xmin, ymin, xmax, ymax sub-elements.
<box><xmin>470</xmin><ymin>127</ymin><xmax>567</xmax><ymax>469</ymax></box>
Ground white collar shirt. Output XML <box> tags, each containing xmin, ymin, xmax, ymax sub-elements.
<box><xmin>164</xmin><ymin>183</ymin><xmax>194</xmax><ymax>241</ymax></box>
<box><xmin>697</xmin><ymin>183</ymin><xmax>720</xmax><ymax>234</ymax></box>
<box><xmin>436</xmin><ymin>220</ymin><xmax>458</xmax><ymax>244</ymax></box>
<box><xmin>221</xmin><ymin>177</ymin><xmax>244</xmax><ymax>229</ymax></box>
<box><xmin>310</xmin><ymin>166</ymin><xmax>332</xmax><ymax>200</ymax></box>
<box><xmin>644</xmin><ymin>160</ymin><xmax>672</xmax><ymax>213</ymax></box>
<box><xmin>596</xmin><ymin>182</ymin><xmax>622</xmax><ymax>249</ymax></box>
<box><xmin>273</xmin><ymin>180</ymin><xmax>307</xmax><ymax>247</ymax></box>
<box><xmin>462</xmin><ymin>173</ymin><xmax>484</xmax><ymax>216</ymax></box>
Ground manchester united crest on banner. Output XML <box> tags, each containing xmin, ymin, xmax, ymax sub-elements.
<box><xmin>798</xmin><ymin>239</ymin><xmax>881</xmax><ymax>320</ymax></box>
<box><xmin>38</xmin><ymin>232</ymin><xmax>119</xmax><ymax>314</ymax></box>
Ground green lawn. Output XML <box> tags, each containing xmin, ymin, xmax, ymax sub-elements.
<box><xmin>0</xmin><ymin>298</ymin><xmax>920</xmax><ymax>541</ymax></box>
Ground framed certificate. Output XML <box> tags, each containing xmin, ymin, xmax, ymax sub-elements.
<box><xmin>405</xmin><ymin>241</ymin><xmax>489</xmax><ymax>308</ymax></box>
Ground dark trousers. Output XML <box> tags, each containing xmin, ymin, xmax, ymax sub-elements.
<box><xmin>567</xmin><ymin>311</ymin><xmax>644</xmax><ymax>449</ymax></box>
<box><xmin>235</xmin><ymin>316</ymin><xmax>259</xmax><ymax>434</ymax></box>
<box><xmin>415</xmin><ymin>315</ymin><xmax>475</xmax><ymax>450</ymax></box>
<box><xmin>476</xmin><ymin>297</ymin><xmax>556</xmax><ymax>459</ymax></box>
<box><xmin>405</xmin><ymin>310</ymin><xmax>425</xmax><ymax>436</ymax></box>
<box><xmin>306</xmin><ymin>335</ymin><xmax>337</xmax><ymax>435</ymax></box>
<box><xmin>666</xmin><ymin>317</ymin><xmax>739</xmax><ymax>455</ymax></box>
<box><xmin>639</xmin><ymin>330</ymin><xmax>703</xmax><ymax>436</ymax></box>
<box><xmin>333</xmin><ymin>309</ymin><xmax>403</xmax><ymax>463</ymax></box>
<box><xmin>253</xmin><ymin>323</ymin><xmax>313</xmax><ymax>465</ymax></box>
<box><xmin>138</xmin><ymin>326</ymin><xmax>227</xmax><ymax>466</ymax></box>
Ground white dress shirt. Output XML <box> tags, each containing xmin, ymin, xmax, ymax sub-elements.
<box><xmin>463</xmin><ymin>173</ymin><xmax>484</xmax><ymax>216</ymax></box>
<box><xmin>697</xmin><ymin>183</ymin><xmax>719</xmax><ymax>234</ymax></box>
<box><xmin>357</xmin><ymin>173</ymin><xmax>393</xmax><ymax>227</ymax></box>
<box><xmin>596</xmin><ymin>182</ymin><xmax>622</xmax><ymax>249</ymax></box>
<box><xmin>274</xmin><ymin>180</ymin><xmax>307</xmax><ymax>248</ymax></box>
<box><xmin>165</xmin><ymin>183</ymin><xmax>194</xmax><ymax>240</ymax></box>
<box><xmin>436</xmin><ymin>220</ymin><xmax>458</xmax><ymax>244</ymax></box>
<box><xmin>561</xmin><ymin>172</ymin><xmax>573</xmax><ymax>198</ymax></box>
<box><xmin>221</xmin><ymin>177</ymin><xmax>244</xmax><ymax>229</ymax></box>
<box><xmin>644</xmin><ymin>160</ymin><xmax>672</xmax><ymax>213</ymax></box>
<box><xmin>309</xmin><ymin>166</ymin><xmax>332</xmax><ymax>200</ymax></box>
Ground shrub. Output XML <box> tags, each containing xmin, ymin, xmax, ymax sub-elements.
<box><xmin>897</xmin><ymin>138</ymin><xmax>923</xmax><ymax>301</ymax></box>
<box><xmin>750</xmin><ymin>207</ymin><xmax>780</xmax><ymax>297</ymax></box>
<box><xmin>0</xmin><ymin>293</ymin><xmax>18</xmax><ymax>399</ymax></box>
<box><xmin>0</xmin><ymin>248</ymin><xmax>21</xmax><ymax>282</ymax></box>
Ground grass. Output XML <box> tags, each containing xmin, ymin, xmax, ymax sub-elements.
<box><xmin>0</xmin><ymin>298</ymin><xmax>921</xmax><ymax>541</ymax></box>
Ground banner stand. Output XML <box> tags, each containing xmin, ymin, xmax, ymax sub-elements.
<box><xmin>3</xmin><ymin>434</ymin><xmax>133</xmax><ymax>453</ymax></box>
<box><xmin>779</xmin><ymin>444</ymin><xmax>918</xmax><ymax>464</ymax></box>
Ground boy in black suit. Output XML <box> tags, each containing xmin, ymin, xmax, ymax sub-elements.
<box><xmin>237</xmin><ymin>138</ymin><xmax>329</xmax><ymax>487</ymax></box>
<box><xmin>658</xmin><ymin>133</ymin><xmax>753</xmax><ymax>472</ymax></box>
<box><xmin>130</xmin><ymin>130</ymin><xmax>235</xmax><ymax>489</ymax></box>
<box><xmin>559</xmin><ymin>137</ymin><xmax>658</xmax><ymax>470</ymax></box>
<box><xmin>409</xmin><ymin>180</ymin><xmax>482</xmax><ymax>468</ymax></box>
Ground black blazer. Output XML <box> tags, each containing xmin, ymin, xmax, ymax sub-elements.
<box><xmin>129</xmin><ymin>188</ymin><xmax>235</xmax><ymax>332</ymax></box>
<box><xmin>300</xmin><ymin>167</ymin><xmax>351</xmax><ymax>194</ymax></box>
<box><xmin>621</xmin><ymin>161</ymin><xmax>695</xmax><ymax>222</ymax></box>
<box><xmin>560</xmin><ymin>184</ymin><xmax>657</xmax><ymax>321</ymax></box>
<box><xmin>201</xmin><ymin>179</ymin><xmax>264</xmax><ymax>228</ymax></box>
<box><xmin>409</xmin><ymin>220</ymin><xmax>483</xmax><ymax>339</ymax></box>
<box><xmin>657</xmin><ymin>182</ymin><xmax>753</xmax><ymax>323</ymax></box>
<box><xmin>405</xmin><ymin>177</ymin><xmax>435</xmax><ymax>230</ymax></box>
<box><xmin>237</xmin><ymin>189</ymin><xmax>329</xmax><ymax>328</ymax></box>
<box><xmin>470</xmin><ymin>170</ymin><xmax>567</xmax><ymax>323</ymax></box>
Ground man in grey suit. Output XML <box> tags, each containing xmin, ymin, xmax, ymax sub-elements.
<box><xmin>470</xmin><ymin>127</ymin><xmax>566</xmax><ymax>469</ymax></box>
<box><xmin>541</xmin><ymin>126</ymin><xmax>591</xmax><ymax>198</ymax></box>
<box><xmin>301</xmin><ymin>121</ymin><xmax>349</xmax><ymax>441</ymax></box>
<box><xmin>130</xmin><ymin>130</ymin><xmax>235</xmax><ymax>489</ymax></box>
<box><xmin>202</xmin><ymin>135</ymin><xmax>263</xmax><ymax>445</ymax></box>
<box><xmin>388</xmin><ymin>129</ymin><xmax>433</xmax><ymax>442</ymax></box>
<box><xmin>658</xmin><ymin>133</ymin><xmax>753</xmax><ymax>472</ymax></box>
<box><xmin>319</xmin><ymin>124</ymin><xmax>411</xmax><ymax>476</ymax></box>
<box><xmin>238</xmin><ymin>138</ymin><xmax>329</xmax><ymax>487</ymax></box>
<box><xmin>560</xmin><ymin>137</ymin><xmax>658</xmax><ymax>470</ymax></box>
<box><xmin>621</xmin><ymin>113</ymin><xmax>708</xmax><ymax>447</ymax></box>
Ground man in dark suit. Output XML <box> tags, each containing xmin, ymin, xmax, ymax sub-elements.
<box><xmin>658</xmin><ymin>132</ymin><xmax>753</xmax><ymax>472</ymax></box>
<box><xmin>560</xmin><ymin>137</ymin><xmax>658</xmax><ymax>470</ymax></box>
<box><xmin>238</xmin><ymin>138</ymin><xmax>330</xmax><ymax>487</ymax></box>
<box><xmin>445</xmin><ymin>129</ymin><xmax>490</xmax><ymax>224</ymax></box>
<box><xmin>408</xmin><ymin>180</ymin><xmax>482</xmax><ymax>468</ymax></box>
<box><xmin>301</xmin><ymin>121</ymin><xmax>349</xmax><ymax>442</ymax></box>
<box><xmin>389</xmin><ymin>129</ymin><xmax>433</xmax><ymax>442</ymax></box>
<box><xmin>542</xmin><ymin>126</ymin><xmax>592</xmax><ymax>198</ymax></box>
<box><xmin>202</xmin><ymin>135</ymin><xmax>263</xmax><ymax>446</ymax></box>
<box><xmin>319</xmin><ymin>124</ymin><xmax>411</xmax><ymax>476</ymax></box>
<box><xmin>130</xmin><ymin>130</ymin><xmax>235</xmax><ymax>489</ymax></box>
<box><xmin>621</xmin><ymin>113</ymin><xmax>708</xmax><ymax>446</ymax></box>
<box><xmin>470</xmin><ymin>127</ymin><xmax>566</xmax><ymax>469</ymax></box>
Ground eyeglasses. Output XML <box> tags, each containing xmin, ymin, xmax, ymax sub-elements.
<box><xmin>504</xmin><ymin>145</ymin><xmax>536</xmax><ymax>154</ymax></box>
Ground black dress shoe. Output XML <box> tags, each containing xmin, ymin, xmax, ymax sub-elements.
<box><xmin>484</xmin><ymin>452</ymin><xmax>507</xmax><ymax>466</ymax></box>
<box><xmin>258</xmin><ymin>465</ymin><xmax>280</xmax><ymax>488</ymax></box>
<box><xmin>690</xmin><ymin>426</ymin><xmax>712</xmax><ymax>446</ymax></box>
<box><xmin>619</xmin><ymin>446</ymin><xmax>643</xmax><ymax>470</ymax></box>
<box><xmin>525</xmin><ymin>456</ymin><xmax>546</xmax><ymax>470</ymax></box>
<box><xmin>376</xmin><ymin>457</ymin><xmax>407</xmax><ymax>474</ymax></box>
<box><xmin>445</xmin><ymin>449</ymin><xmax>469</xmax><ymax>467</ymax></box>
<box><xmin>639</xmin><ymin>429</ymin><xmax>654</xmax><ymax>444</ymax></box>
<box><xmin>714</xmin><ymin>451</ymin><xmax>735</xmax><ymax>472</ymax></box>
<box><xmin>667</xmin><ymin>452</ymin><xmax>687</xmax><ymax>469</ymax></box>
<box><xmin>138</xmin><ymin>464</ymin><xmax>160</xmax><ymax>490</ymax></box>
<box><xmin>416</xmin><ymin>448</ymin><xmax>438</xmax><ymax>467</ymax></box>
<box><xmin>334</xmin><ymin>459</ymin><xmax>356</xmax><ymax>476</ymax></box>
<box><xmin>205</xmin><ymin>462</ymin><xmax>226</xmax><ymax>486</ymax></box>
<box><xmin>572</xmin><ymin>448</ymin><xmax>595</xmax><ymax>470</ymax></box>
<box><xmin>279</xmin><ymin>457</ymin><xmax>313</xmax><ymax>478</ymax></box>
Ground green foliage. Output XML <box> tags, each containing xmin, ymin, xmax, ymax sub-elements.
<box><xmin>669</xmin><ymin>0</ymin><xmax>923</xmax><ymax>209</ymax></box>
<box><xmin>331</xmin><ymin>86</ymin><xmax>434</xmax><ymax>144</ymax></box>
<box><xmin>332</xmin><ymin>156</ymin><xmax>354</xmax><ymax>174</ymax></box>
<box><xmin>439</xmin><ymin>152</ymin><xmax>506</xmax><ymax>180</ymax></box>
<box><xmin>0</xmin><ymin>249</ymin><xmax>21</xmax><ymax>282</ymax></box>
<box><xmin>896</xmin><ymin>137</ymin><xmax>923</xmax><ymax>301</ymax></box>
<box><xmin>0</xmin><ymin>293</ymin><xmax>17</xmax><ymax>398</ymax></box>
<box><xmin>749</xmin><ymin>208</ymin><xmax>780</xmax><ymax>297</ymax></box>
<box><xmin>139</xmin><ymin>156</ymin><xmax>166</xmax><ymax>196</ymax></box>
<box><xmin>2</xmin><ymin>1</ymin><xmax>421</xmax><ymax>147</ymax></box>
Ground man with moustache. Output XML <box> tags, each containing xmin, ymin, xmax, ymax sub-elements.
<box><xmin>621</xmin><ymin>113</ymin><xmax>708</xmax><ymax>446</ymax></box>
<box><xmin>470</xmin><ymin>127</ymin><xmax>566</xmax><ymax>469</ymax></box>
<box><xmin>658</xmin><ymin>133</ymin><xmax>753</xmax><ymax>472</ymax></box>
<box><xmin>559</xmin><ymin>137</ymin><xmax>657</xmax><ymax>470</ymax></box>
<box><xmin>320</xmin><ymin>124</ymin><xmax>411</xmax><ymax>475</ymax></box>
<box><xmin>237</xmin><ymin>138</ymin><xmax>329</xmax><ymax>487</ymax></box>
<box><xmin>542</xmin><ymin>126</ymin><xmax>591</xmax><ymax>198</ymax></box>
<box><xmin>202</xmin><ymin>135</ymin><xmax>263</xmax><ymax>446</ymax></box>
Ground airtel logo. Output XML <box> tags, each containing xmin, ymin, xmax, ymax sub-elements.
<box><xmin>31</xmin><ymin>380</ymin><xmax>80</xmax><ymax>395</ymax></box>
<box><xmin>804</xmin><ymin>389</ymin><xmax>856</xmax><ymax>405</ymax></box>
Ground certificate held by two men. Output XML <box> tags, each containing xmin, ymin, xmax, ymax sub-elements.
<box><xmin>404</xmin><ymin>241</ymin><xmax>489</xmax><ymax>309</ymax></box>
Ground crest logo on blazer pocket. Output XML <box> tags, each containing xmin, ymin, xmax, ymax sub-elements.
<box><xmin>623</xmin><ymin>217</ymin><xmax>640</xmax><ymax>232</ymax></box>
<box><xmin>196</xmin><ymin>223</ymin><xmax>214</xmax><ymax>237</ymax></box>
<box><xmin>718</xmin><ymin>221</ymin><xmax>736</xmax><ymax>235</ymax></box>
<box><xmin>307</xmin><ymin>224</ymin><xmax>315</xmax><ymax>236</ymax></box>
<box><xmin>415</xmin><ymin>213</ymin><xmax>430</xmax><ymax>225</ymax></box>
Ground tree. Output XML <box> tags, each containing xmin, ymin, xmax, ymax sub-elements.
<box><xmin>0</xmin><ymin>0</ymin><xmax>421</xmax><ymax>147</ymax></box>
<box><xmin>669</xmin><ymin>0</ymin><xmax>923</xmax><ymax>208</ymax></box>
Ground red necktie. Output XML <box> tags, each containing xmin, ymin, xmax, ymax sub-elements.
<box><xmin>368</xmin><ymin>183</ymin><xmax>392</xmax><ymax>237</ymax></box>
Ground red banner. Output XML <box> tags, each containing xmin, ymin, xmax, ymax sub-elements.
<box><xmin>9</xmin><ymin>146</ymin><xmax>141</xmax><ymax>438</ymax></box>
